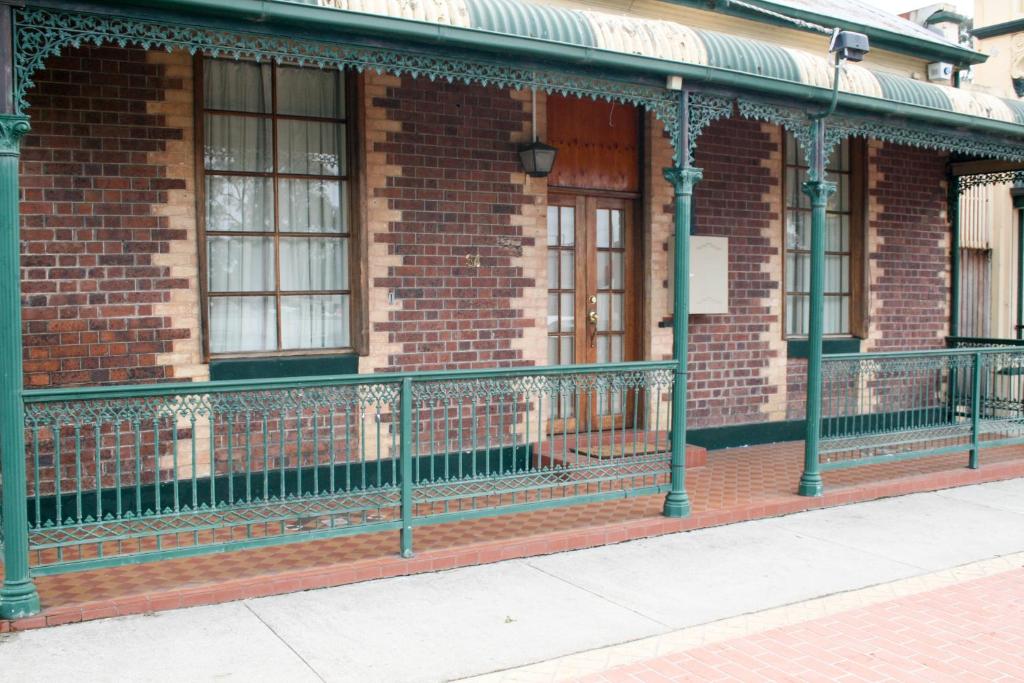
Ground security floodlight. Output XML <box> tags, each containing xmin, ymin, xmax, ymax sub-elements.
<box><xmin>829</xmin><ymin>30</ymin><xmax>870</xmax><ymax>62</ymax></box>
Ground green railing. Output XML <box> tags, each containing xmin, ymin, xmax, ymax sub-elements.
<box><xmin>815</xmin><ymin>347</ymin><xmax>1024</xmax><ymax>473</ymax></box>
<box><xmin>947</xmin><ymin>336</ymin><xmax>1024</xmax><ymax>349</ymax></box>
<box><xmin>10</xmin><ymin>361</ymin><xmax>675</xmax><ymax>575</ymax></box>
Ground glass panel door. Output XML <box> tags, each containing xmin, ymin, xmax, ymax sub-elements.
<box><xmin>547</xmin><ymin>194</ymin><xmax>636</xmax><ymax>426</ymax></box>
<box><xmin>594</xmin><ymin>202</ymin><xmax>628</xmax><ymax>416</ymax></box>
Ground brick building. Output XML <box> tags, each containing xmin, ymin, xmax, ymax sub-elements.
<box><xmin>2</xmin><ymin>0</ymin><xmax>1024</xmax><ymax>619</ymax></box>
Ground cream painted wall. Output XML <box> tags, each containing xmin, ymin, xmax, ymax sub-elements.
<box><xmin>968</xmin><ymin>0</ymin><xmax>1023</xmax><ymax>339</ymax></box>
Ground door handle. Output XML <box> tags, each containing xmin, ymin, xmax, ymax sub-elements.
<box><xmin>588</xmin><ymin>310</ymin><xmax>599</xmax><ymax>325</ymax></box>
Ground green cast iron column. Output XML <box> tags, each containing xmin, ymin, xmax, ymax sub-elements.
<box><xmin>949</xmin><ymin>181</ymin><xmax>961</xmax><ymax>337</ymax></box>
<box><xmin>0</xmin><ymin>114</ymin><xmax>40</xmax><ymax>619</ymax></box>
<box><xmin>799</xmin><ymin>119</ymin><xmax>836</xmax><ymax>498</ymax></box>
<box><xmin>1012</xmin><ymin>182</ymin><xmax>1024</xmax><ymax>339</ymax></box>
<box><xmin>662</xmin><ymin>164</ymin><xmax>701</xmax><ymax>518</ymax></box>
<box><xmin>399</xmin><ymin>376</ymin><xmax>413</xmax><ymax>557</ymax></box>
<box><xmin>1017</xmin><ymin>208</ymin><xmax>1024</xmax><ymax>340</ymax></box>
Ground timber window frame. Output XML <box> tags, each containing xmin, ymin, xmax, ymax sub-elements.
<box><xmin>781</xmin><ymin>131</ymin><xmax>867</xmax><ymax>340</ymax></box>
<box><xmin>195</xmin><ymin>56</ymin><xmax>362</xmax><ymax>361</ymax></box>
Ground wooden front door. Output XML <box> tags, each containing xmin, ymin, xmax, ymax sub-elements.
<box><xmin>547</xmin><ymin>192</ymin><xmax>638</xmax><ymax>423</ymax></box>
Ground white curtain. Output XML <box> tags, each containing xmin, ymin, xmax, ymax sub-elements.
<box><xmin>204</xmin><ymin>60</ymin><xmax>349</xmax><ymax>353</ymax></box>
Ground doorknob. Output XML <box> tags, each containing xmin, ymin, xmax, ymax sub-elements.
<box><xmin>588</xmin><ymin>310</ymin><xmax>599</xmax><ymax>324</ymax></box>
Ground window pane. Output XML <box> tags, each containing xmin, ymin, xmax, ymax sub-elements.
<box><xmin>277</xmin><ymin>120</ymin><xmax>344</xmax><ymax>175</ymax></box>
<box><xmin>828</xmin><ymin>139</ymin><xmax>850</xmax><ymax>172</ymax></box>
<box><xmin>560</xmin><ymin>251</ymin><xmax>574</xmax><ymax>289</ymax></box>
<box><xmin>278</xmin><ymin>179</ymin><xmax>345</xmax><ymax>233</ymax></box>
<box><xmin>280</xmin><ymin>237</ymin><xmax>347</xmax><ymax>291</ymax></box>
<box><xmin>786</xmin><ymin>294</ymin><xmax>808</xmax><ymax>336</ymax></box>
<box><xmin>828</xmin><ymin>174</ymin><xmax>848</xmax><ymax>211</ymax></box>
<box><xmin>560</xmin><ymin>293</ymin><xmax>574</xmax><ymax>332</ymax></box>
<box><xmin>596</xmin><ymin>210</ymin><xmax>610</xmax><ymax>248</ymax></box>
<box><xmin>826</xmin><ymin>214</ymin><xmax>847</xmax><ymax>252</ymax></box>
<box><xmin>207</xmin><ymin>236</ymin><xmax>274</xmax><ymax>292</ymax></box>
<box><xmin>786</xmin><ymin>211</ymin><xmax>808</xmax><ymax>250</ymax></box>
<box><xmin>598</xmin><ymin>252</ymin><xmax>610</xmax><ymax>289</ymax></box>
<box><xmin>610</xmin><ymin>210</ymin><xmax>623</xmax><ymax>247</ymax></box>
<box><xmin>204</xmin><ymin>114</ymin><xmax>272</xmax><ymax>172</ymax></box>
<box><xmin>276</xmin><ymin>66</ymin><xmax>344</xmax><ymax>118</ymax></box>
<box><xmin>559</xmin><ymin>207</ymin><xmax>574</xmax><ymax>246</ymax></box>
<box><xmin>597</xmin><ymin>293</ymin><xmax>609</xmax><ymax>332</ymax></box>
<box><xmin>560</xmin><ymin>336</ymin><xmax>573</xmax><ymax>365</ymax></box>
<box><xmin>547</xmin><ymin>206</ymin><xmax>559</xmax><ymax>245</ymax></box>
<box><xmin>547</xmin><ymin>252</ymin><xmax>559</xmax><ymax>289</ymax></box>
<box><xmin>785</xmin><ymin>133</ymin><xmax>798</xmax><ymax>166</ymax></box>
<box><xmin>204</xmin><ymin>60</ymin><xmax>271</xmax><ymax>113</ymax></box>
<box><xmin>823</xmin><ymin>296</ymin><xmax>843</xmax><ymax>335</ymax></box>
<box><xmin>786</xmin><ymin>167</ymin><xmax>811</xmax><ymax>209</ymax></box>
<box><xmin>611</xmin><ymin>252</ymin><xmax>623</xmax><ymax>289</ymax></box>
<box><xmin>205</xmin><ymin>176</ymin><xmax>273</xmax><ymax>232</ymax></box>
<box><xmin>786</xmin><ymin>253</ymin><xmax>810</xmax><ymax>294</ymax></box>
<box><xmin>209</xmin><ymin>296</ymin><xmax>276</xmax><ymax>353</ymax></box>
<box><xmin>611</xmin><ymin>293</ymin><xmax>623</xmax><ymax>331</ymax></box>
<box><xmin>825</xmin><ymin>255</ymin><xmax>843</xmax><ymax>293</ymax></box>
<box><xmin>547</xmin><ymin>294</ymin><xmax>558</xmax><ymax>333</ymax></box>
<box><xmin>281</xmin><ymin>294</ymin><xmax>349</xmax><ymax>349</ymax></box>
<box><xmin>547</xmin><ymin>336</ymin><xmax>559</xmax><ymax>365</ymax></box>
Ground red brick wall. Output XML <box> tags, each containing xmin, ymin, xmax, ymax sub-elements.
<box><xmin>19</xmin><ymin>45</ymin><xmax>191</xmax><ymax>389</ymax></box>
<box><xmin>867</xmin><ymin>142</ymin><xmax>950</xmax><ymax>351</ymax></box>
<box><xmin>688</xmin><ymin>117</ymin><xmax>781</xmax><ymax>428</ymax></box>
<box><xmin>370</xmin><ymin>77</ymin><xmax>535</xmax><ymax>372</ymax></box>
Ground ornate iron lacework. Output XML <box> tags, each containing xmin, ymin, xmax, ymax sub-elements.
<box><xmin>736</xmin><ymin>99</ymin><xmax>1024</xmax><ymax>166</ymax></box>
<box><xmin>685</xmin><ymin>93</ymin><xmax>733</xmax><ymax>165</ymax></box>
<box><xmin>736</xmin><ymin>98</ymin><xmax>828</xmax><ymax>168</ymax></box>
<box><xmin>13</xmin><ymin>6</ymin><xmax>681</xmax><ymax>148</ymax></box>
<box><xmin>956</xmin><ymin>170</ymin><xmax>1024</xmax><ymax>194</ymax></box>
<box><xmin>827</xmin><ymin>115</ymin><xmax>1024</xmax><ymax>164</ymax></box>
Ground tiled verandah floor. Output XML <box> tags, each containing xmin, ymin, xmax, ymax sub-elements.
<box><xmin>3</xmin><ymin>440</ymin><xmax>1024</xmax><ymax>631</ymax></box>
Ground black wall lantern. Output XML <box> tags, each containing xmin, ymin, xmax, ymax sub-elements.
<box><xmin>518</xmin><ymin>87</ymin><xmax>558</xmax><ymax>178</ymax></box>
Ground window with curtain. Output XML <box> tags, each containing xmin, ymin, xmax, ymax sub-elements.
<box><xmin>201</xmin><ymin>58</ymin><xmax>352</xmax><ymax>355</ymax></box>
<box><xmin>783</xmin><ymin>131</ymin><xmax>863</xmax><ymax>338</ymax></box>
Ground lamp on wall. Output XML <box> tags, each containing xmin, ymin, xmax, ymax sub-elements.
<box><xmin>518</xmin><ymin>86</ymin><xmax>557</xmax><ymax>178</ymax></box>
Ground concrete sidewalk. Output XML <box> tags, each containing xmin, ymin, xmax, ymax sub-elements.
<box><xmin>2</xmin><ymin>478</ymin><xmax>1023</xmax><ymax>682</ymax></box>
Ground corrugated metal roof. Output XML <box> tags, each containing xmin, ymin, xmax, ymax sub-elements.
<box><xmin>750</xmin><ymin>0</ymin><xmax>962</xmax><ymax>49</ymax></box>
<box><xmin>466</xmin><ymin>0</ymin><xmax>596</xmax><ymax>46</ymax></box>
<box><xmin>304</xmin><ymin>0</ymin><xmax>1024</xmax><ymax>128</ymax></box>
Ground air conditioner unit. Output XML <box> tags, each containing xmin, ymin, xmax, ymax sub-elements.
<box><xmin>927</xmin><ymin>62</ymin><xmax>954</xmax><ymax>82</ymax></box>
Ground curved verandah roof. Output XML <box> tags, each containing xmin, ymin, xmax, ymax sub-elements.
<box><xmin>298</xmin><ymin>0</ymin><xmax>1024</xmax><ymax>128</ymax></box>
<box><xmin>15</xmin><ymin>0</ymin><xmax>1024</xmax><ymax>164</ymax></box>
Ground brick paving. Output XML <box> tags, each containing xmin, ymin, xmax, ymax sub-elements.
<box><xmin>3</xmin><ymin>440</ymin><xmax>1024</xmax><ymax>632</ymax></box>
<box><xmin>581</xmin><ymin>565</ymin><xmax>1024</xmax><ymax>683</ymax></box>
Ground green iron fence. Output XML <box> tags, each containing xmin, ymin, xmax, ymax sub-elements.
<box><xmin>10</xmin><ymin>361</ymin><xmax>675</xmax><ymax>575</ymax></box>
<box><xmin>816</xmin><ymin>345</ymin><xmax>1024</xmax><ymax>472</ymax></box>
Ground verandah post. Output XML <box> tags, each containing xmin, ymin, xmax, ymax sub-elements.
<box><xmin>799</xmin><ymin>119</ymin><xmax>836</xmax><ymax>497</ymax></box>
<box><xmin>399</xmin><ymin>377</ymin><xmax>414</xmax><ymax>557</ymax></box>
<box><xmin>663</xmin><ymin>89</ymin><xmax>698</xmax><ymax>519</ymax></box>
<box><xmin>1011</xmin><ymin>179</ymin><xmax>1024</xmax><ymax>340</ymax></box>
<box><xmin>969</xmin><ymin>351</ymin><xmax>982</xmax><ymax>470</ymax></box>
<box><xmin>0</xmin><ymin>2</ymin><xmax>41</xmax><ymax>619</ymax></box>
<box><xmin>949</xmin><ymin>180</ymin><xmax>961</xmax><ymax>338</ymax></box>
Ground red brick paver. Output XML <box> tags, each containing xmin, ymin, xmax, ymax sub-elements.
<box><xmin>3</xmin><ymin>440</ymin><xmax>1024</xmax><ymax>632</ymax></box>
<box><xmin>584</xmin><ymin>566</ymin><xmax>1024</xmax><ymax>682</ymax></box>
